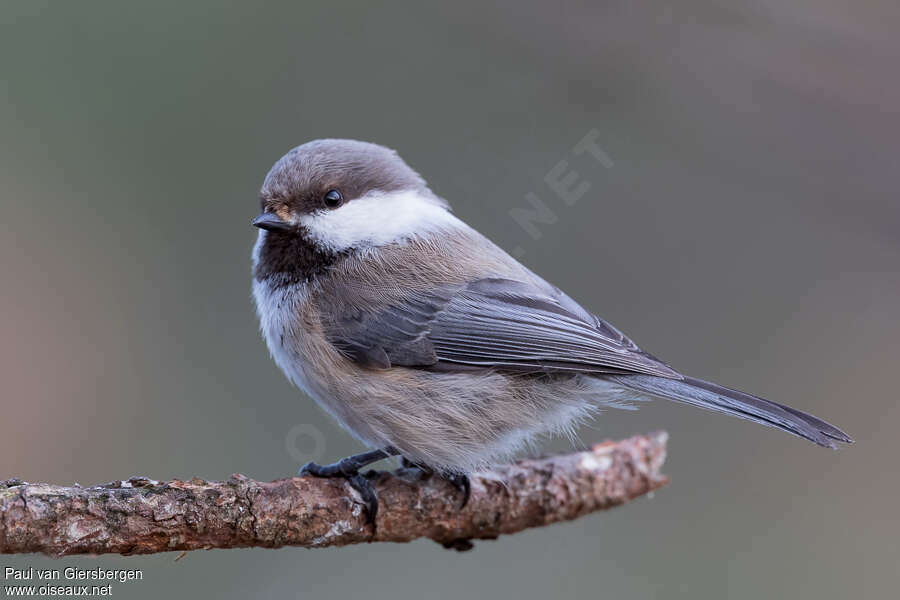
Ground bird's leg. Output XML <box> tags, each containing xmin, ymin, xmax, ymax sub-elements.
<box><xmin>299</xmin><ymin>447</ymin><xmax>399</xmax><ymax>523</ymax></box>
<box><xmin>300</xmin><ymin>448</ymin><xmax>396</xmax><ymax>478</ymax></box>
<box><xmin>400</xmin><ymin>456</ymin><xmax>433</xmax><ymax>474</ymax></box>
<box><xmin>400</xmin><ymin>457</ymin><xmax>471</xmax><ymax>508</ymax></box>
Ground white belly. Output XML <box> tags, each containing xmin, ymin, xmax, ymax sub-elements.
<box><xmin>251</xmin><ymin>277</ymin><xmax>317</xmax><ymax>396</ymax></box>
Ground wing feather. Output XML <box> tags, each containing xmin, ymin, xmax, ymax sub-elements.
<box><xmin>327</xmin><ymin>277</ymin><xmax>681</xmax><ymax>378</ymax></box>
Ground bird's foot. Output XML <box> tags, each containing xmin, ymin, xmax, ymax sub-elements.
<box><xmin>400</xmin><ymin>457</ymin><xmax>470</xmax><ymax>508</ymax></box>
<box><xmin>298</xmin><ymin>448</ymin><xmax>396</xmax><ymax>524</ymax></box>
<box><xmin>444</xmin><ymin>472</ymin><xmax>471</xmax><ymax>508</ymax></box>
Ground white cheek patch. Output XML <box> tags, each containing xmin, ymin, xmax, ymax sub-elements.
<box><xmin>298</xmin><ymin>190</ymin><xmax>463</xmax><ymax>251</ymax></box>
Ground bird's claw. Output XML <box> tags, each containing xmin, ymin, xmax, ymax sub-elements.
<box><xmin>348</xmin><ymin>473</ymin><xmax>379</xmax><ymax>524</ymax></box>
<box><xmin>401</xmin><ymin>458</ymin><xmax>470</xmax><ymax>509</ymax></box>
<box><xmin>298</xmin><ymin>461</ymin><xmax>380</xmax><ymax>524</ymax></box>
<box><xmin>445</xmin><ymin>472</ymin><xmax>471</xmax><ymax>508</ymax></box>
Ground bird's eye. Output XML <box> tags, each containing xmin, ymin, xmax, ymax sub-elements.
<box><xmin>323</xmin><ymin>189</ymin><xmax>343</xmax><ymax>209</ymax></box>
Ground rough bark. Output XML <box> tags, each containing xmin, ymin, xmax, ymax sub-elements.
<box><xmin>0</xmin><ymin>432</ymin><xmax>668</xmax><ymax>556</ymax></box>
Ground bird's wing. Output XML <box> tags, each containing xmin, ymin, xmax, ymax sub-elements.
<box><xmin>326</xmin><ymin>277</ymin><xmax>681</xmax><ymax>378</ymax></box>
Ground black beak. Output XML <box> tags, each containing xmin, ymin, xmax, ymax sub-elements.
<box><xmin>252</xmin><ymin>213</ymin><xmax>295</xmax><ymax>232</ymax></box>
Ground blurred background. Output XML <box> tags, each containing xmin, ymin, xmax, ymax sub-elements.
<box><xmin>1</xmin><ymin>1</ymin><xmax>898</xmax><ymax>598</ymax></box>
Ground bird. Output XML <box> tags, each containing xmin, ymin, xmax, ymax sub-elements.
<box><xmin>250</xmin><ymin>139</ymin><xmax>852</xmax><ymax>521</ymax></box>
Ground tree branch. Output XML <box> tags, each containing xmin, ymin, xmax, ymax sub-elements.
<box><xmin>1</xmin><ymin>432</ymin><xmax>668</xmax><ymax>556</ymax></box>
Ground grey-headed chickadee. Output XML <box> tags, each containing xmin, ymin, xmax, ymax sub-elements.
<box><xmin>251</xmin><ymin>139</ymin><xmax>851</xmax><ymax>520</ymax></box>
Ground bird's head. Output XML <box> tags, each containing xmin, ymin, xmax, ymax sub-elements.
<box><xmin>251</xmin><ymin>139</ymin><xmax>456</xmax><ymax>282</ymax></box>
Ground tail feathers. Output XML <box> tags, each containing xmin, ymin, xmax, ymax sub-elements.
<box><xmin>607</xmin><ymin>374</ymin><xmax>853</xmax><ymax>449</ymax></box>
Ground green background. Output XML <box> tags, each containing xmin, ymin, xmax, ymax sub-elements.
<box><xmin>1</xmin><ymin>1</ymin><xmax>897</xmax><ymax>598</ymax></box>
